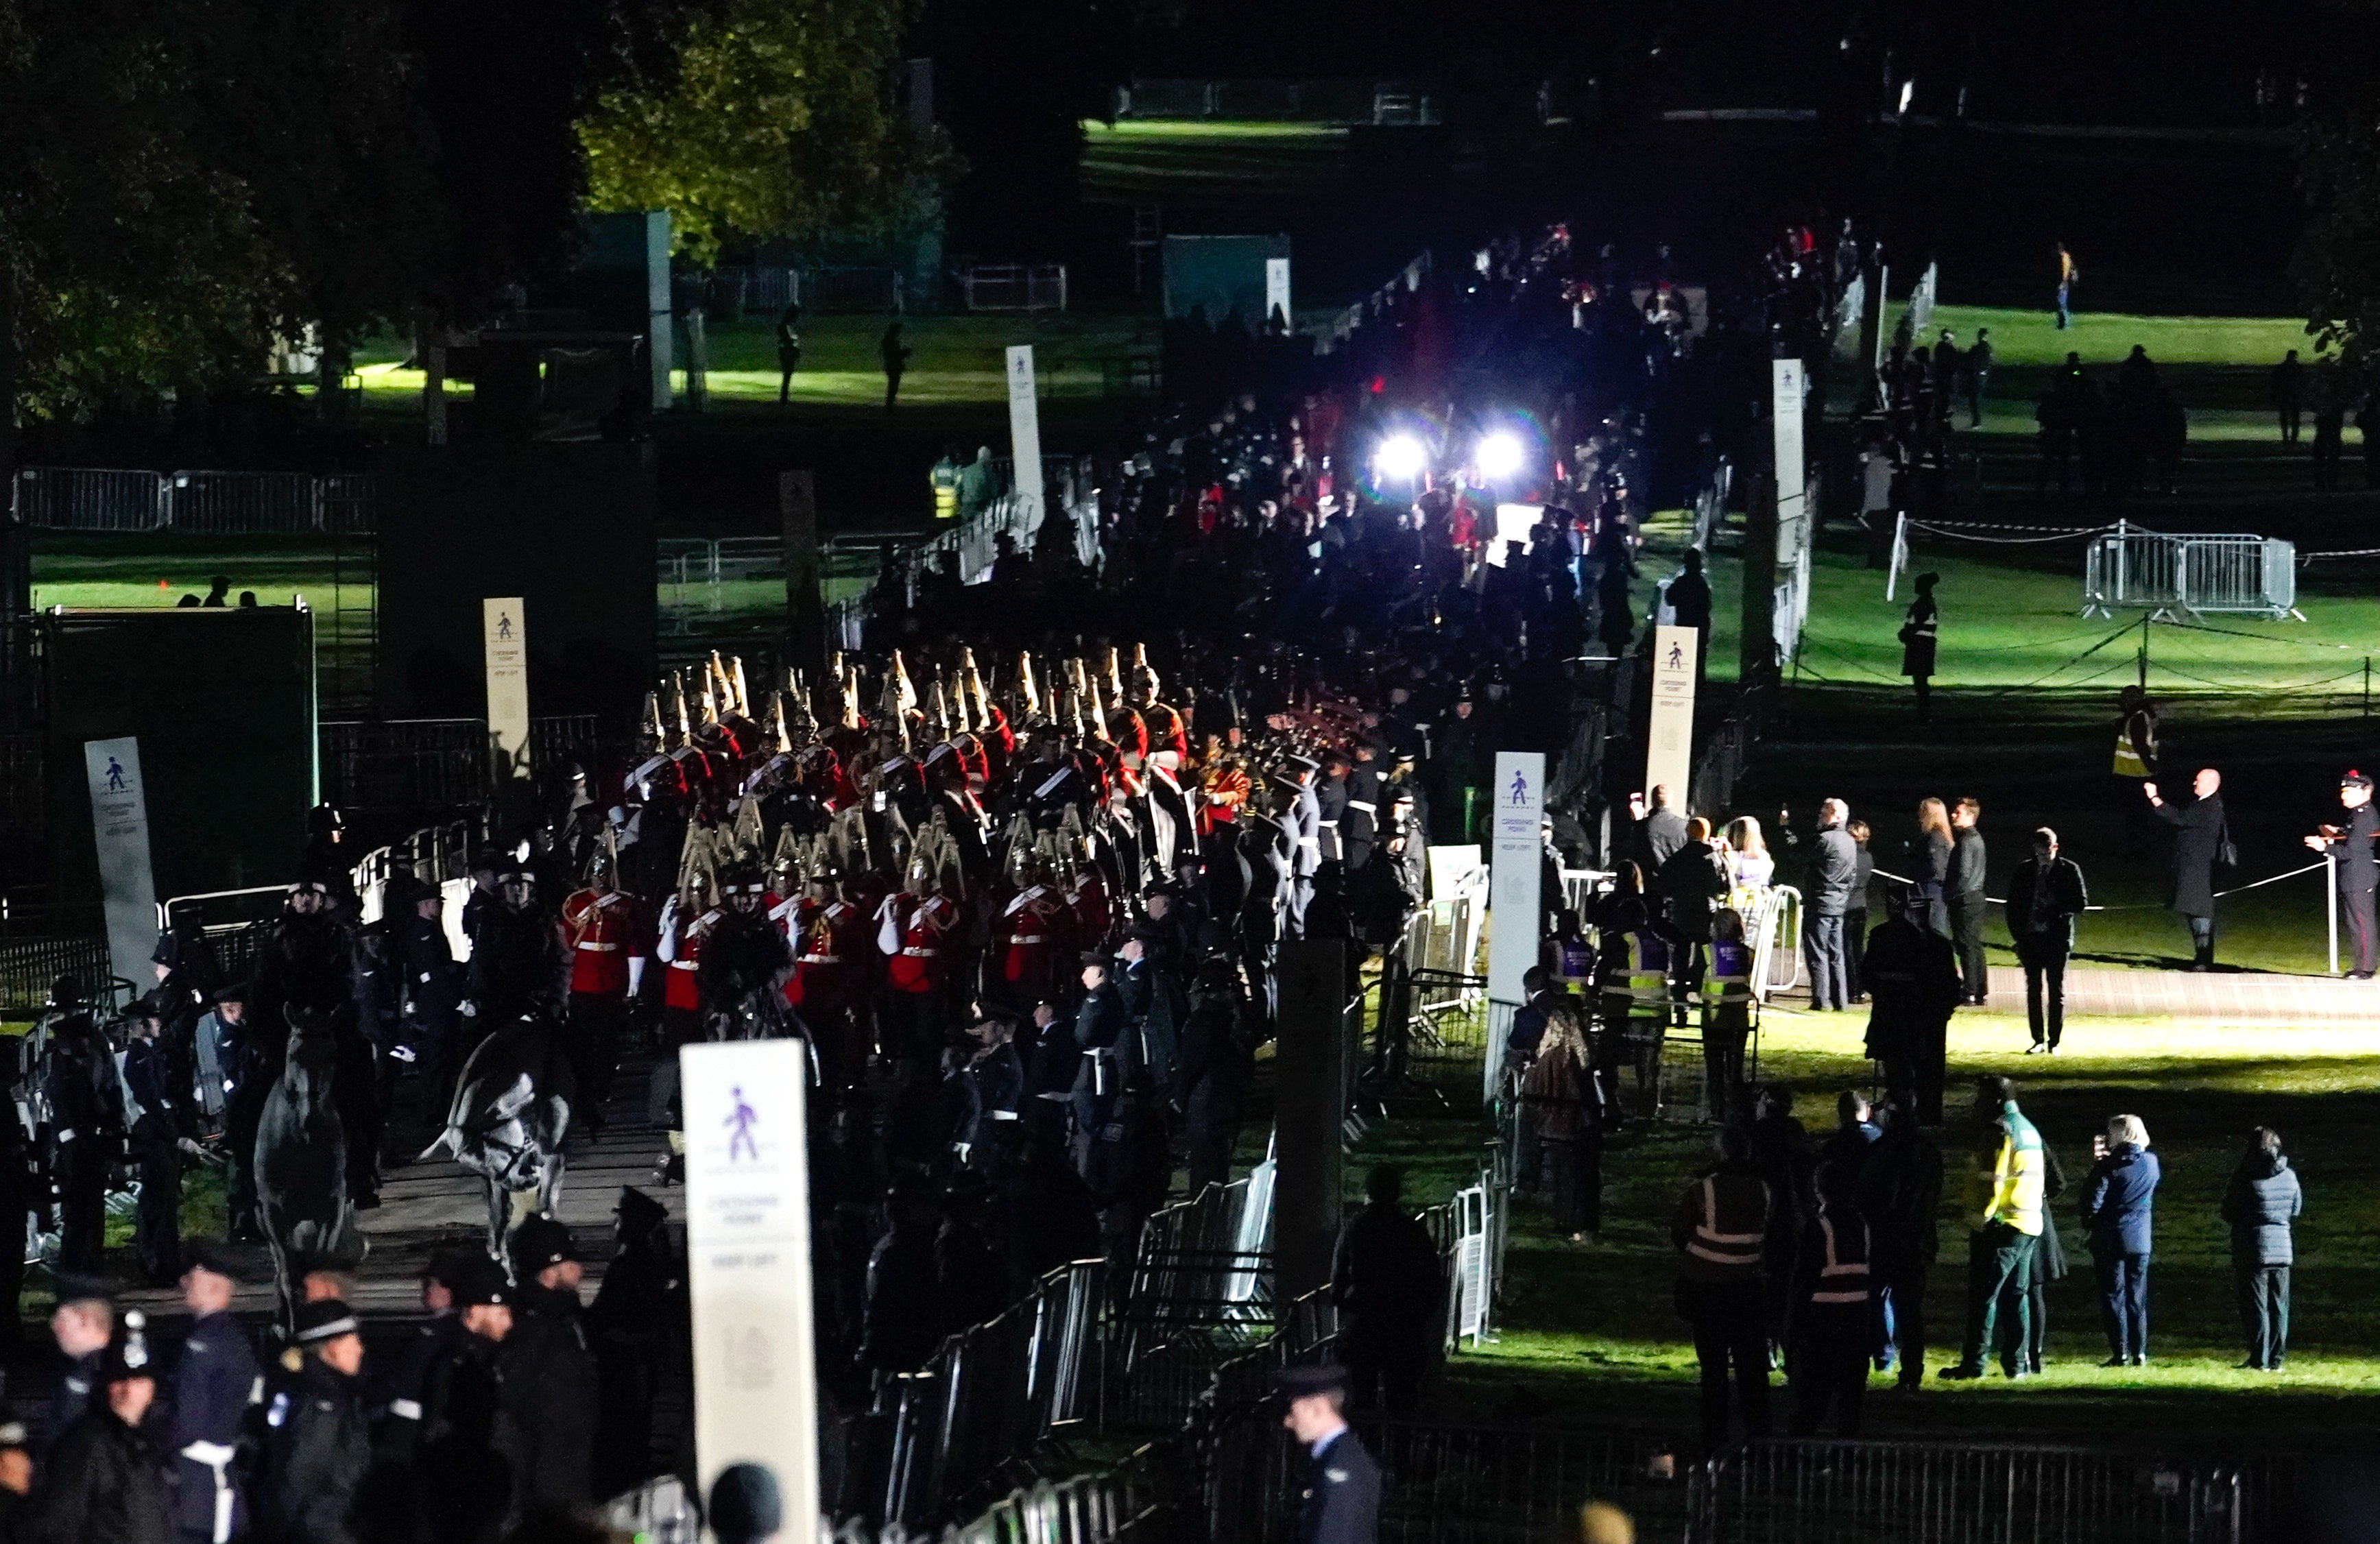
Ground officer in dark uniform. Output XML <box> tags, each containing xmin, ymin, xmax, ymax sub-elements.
<box><xmin>265</xmin><ymin>1299</ymin><xmax>372</xmax><ymax>1544</ymax></box>
<box><xmin>415</xmin><ymin>1257</ymin><xmax>519</xmax><ymax>1544</ymax></box>
<box><xmin>1341</xmin><ymin>736</ymin><xmax>1386</xmax><ymax>874</ymax></box>
<box><xmin>167</xmin><ymin>1246</ymin><xmax>260</xmax><ymax>1544</ymax></box>
<box><xmin>46</xmin><ymin>1281</ymin><xmax>114</xmax><ymax>1461</ymax></box>
<box><xmin>399</xmin><ymin>884</ymin><xmax>464</xmax><ymax>1135</ymax></box>
<box><xmin>1315</xmin><ymin>750</ymin><xmax>1352</xmax><ymax>870</ymax></box>
<box><xmin>0</xmin><ymin>1034</ymin><xmax>37</xmax><ymax>1351</ymax></box>
<box><xmin>501</xmin><ymin>1216</ymin><xmax>599</xmax><ymax>1510</ymax></box>
<box><xmin>696</xmin><ymin>867</ymin><xmax>795</xmax><ymax>1039</ymax></box>
<box><xmin>586</xmin><ymin>1187</ymin><xmax>684</xmax><ymax>1485</ymax></box>
<box><xmin>247</xmin><ymin>881</ymin><xmax>354</xmax><ymax>1059</ymax></box>
<box><xmin>374</xmin><ymin>1251</ymin><xmax>470</xmax><ymax>1464</ymax></box>
<box><xmin>123</xmin><ymin>1000</ymin><xmax>199</xmax><ymax>1287</ymax></box>
<box><xmin>37</xmin><ymin>1311</ymin><xmax>173</xmax><ymax>1544</ymax></box>
<box><xmin>464</xmin><ymin>865</ymin><xmax>566</xmax><ymax>1035</ymax></box>
<box><xmin>2308</xmin><ymin>769</ymin><xmax>2380</xmax><ymax>978</ymax></box>
<box><xmin>1862</xmin><ymin>892</ymin><xmax>1962</xmax><ymax>1124</ymax></box>
<box><xmin>40</xmin><ymin>993</ymin><xmax>122</xmax><ymax>1277</ymax></box>
<box><xmin>1279</xmin><ymin>1364</ymin><xmax>1380</xmax><ymax>1544</ymax></box>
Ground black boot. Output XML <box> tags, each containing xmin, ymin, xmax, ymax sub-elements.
<box><xmin>2192</xmin><ymin>941</ymin><xmax>2214</xmax><ymax>972</ymax></box>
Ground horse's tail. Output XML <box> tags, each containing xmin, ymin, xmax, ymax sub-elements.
<box><xmin>417</xmin><ymin>1126</ymin><xmax>460</xmax><ymax>1162</ymax></box>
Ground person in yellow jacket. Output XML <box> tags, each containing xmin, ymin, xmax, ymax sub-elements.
<box><xmin>1941</xmin><ymin>1075</ymin><xmax>2044</xmax><ymax>1380</ymax></box>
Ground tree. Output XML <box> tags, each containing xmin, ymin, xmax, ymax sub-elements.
<box><xmin>2296</xmin><ymin>104</ymin><xmax>2380</xmax><ymax>372</ymax></box>
<box><xmin>576</xmin><ymin>0</ymin><xmax>952</xmax><ymax>265</ymax></box>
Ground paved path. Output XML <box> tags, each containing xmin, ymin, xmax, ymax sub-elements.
<box><xmin>112</xmin><ymin>1058</ymin><xmax>687</xmax><ymax>1320</ymax></box>
<box><xmin>1982</xmin><ymin>963</ymin><xmax>2380</xmax><ymax>1022</ymax></box>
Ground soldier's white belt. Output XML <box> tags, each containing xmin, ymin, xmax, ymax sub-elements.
<box><xmin>1347</xmin><ymin>799</ymin><xmax>1378</xmax><ymax>814</ymax></box>
<box><xmin>799</xmin><ymin>954</ymin><xmax>845</xmax><ymax>965</ymax></box>
<box><xmin>669</xmin><ymin>960</ymin><xmax>699</xmax><ymax>971</ymax></box>
<box><xmin>989</xmin><ymin>1109</ymin><xmax>1019</xmax><ymax>1120</ymax></box>
<box><xmin>575</xmin><ymin>941</ymin><xmax>621</xmax><ymax>952</ymax></box>
<box><xmin>1010</xmin><ymin>935</ymin><xmax>1048</xmax><ymax>946</ymax></box>
<box><xmin>900</xmin><ymin>947</ymin><xmax>939</xmax><ymax>957</ymax></box>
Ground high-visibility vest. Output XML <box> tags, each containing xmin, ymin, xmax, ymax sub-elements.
<box><xmin>1705</xmin><ymin>938</ymin><xmax>1753</xmax><ymax>1004</ymax></box>
<box><xmin>930</xmin><ymin>462</ymin><xmax>961</xmax><ymax>520</ymax></box>
<box><xmin>1552</xmin><ymin>935</ymin><xmax>1594</xmax><ymax>989</ymax></box>
<box><xmin>1810</xmin><ymin>1215</ymin><xmax>1873</xmax><ymax>1305</ymax></box>
<box><xmin>1685</xmin><ymin>1175</ymin><xmax>1768</xmax><ymax>1272</ymax></box>
<box><xmin>1980</xmin><ymin>1108</ymin><xmax>2046</xmax><ymax>1235</ymax></box>
<box><xmin>1623</xmin><ymin>931</ymin><xmax>1672</xmax><ymax>1013</ymax></box>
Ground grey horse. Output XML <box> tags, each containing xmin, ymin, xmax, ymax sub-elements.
<box><xmin>255</xmin><ymin>1006</ymin><xmax>368</xmax><ymax>1325</ymax></box>
<box><xmin>423</xmin><ymin>1011</ymin><xmax>576</xmax><ymax>1265</ymax></box>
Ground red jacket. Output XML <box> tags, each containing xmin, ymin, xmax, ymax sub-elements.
<box><xmin>562</xmin><ymin>889</ymin><xmax>645</xmax><ymax>998</ymax></box>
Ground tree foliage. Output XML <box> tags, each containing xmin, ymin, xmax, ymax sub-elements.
<box><xmin>2295</xmin><ymin>105</ymin><xmax>2380</xmax><ymax>370</ymax></box>
<box><xmin>576</xmin><ymin>0</ymin><xmax>952</xmax><ymax>265</ymax></box>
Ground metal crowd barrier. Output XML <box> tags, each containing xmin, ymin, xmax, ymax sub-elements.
<box><xmin>1692</xmin><ymin>1438</ymin><xmax>2251</xmax><ymax>1544</ymax></box>
<box><xmin>1742</xmin><ymin>884</ymin><xmax>1803</xmax><ymax>1000</ymax></box>
<box><xmin>317</xmin><ymin>714</ymin><xmax>616</xmax><ymax>819</ymax></box>
<box><xmin>0</xmin><ymin>935</ymin><xmax>116</xmax><ymax>1017</ymax></box>
<box><xmin>879</xmin><ymin>1258</ymin><xmax>1109</xmax><ymax>1525</ymax></box>
<box><xmin>2083</xmin><ymin>524</ymin><xmax>2301</xmax><ymax>621</ymax></box>
<box><xmin>1113</xmin><ymin>1177</ymin><xmax>1276</xmax><ymax>1432</ymax></box>
<box><xmin>12</xmin><ymin>467</ymin><xmax>376</xmax><ymax>535</ymax></box>
<box><xmin>960</xmin><ymin>265</ymin><xmax>1069</xmax><ymax>313</ymax></box>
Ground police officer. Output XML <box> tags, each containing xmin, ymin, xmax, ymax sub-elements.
<box><xmin>125</xmin><ymin>1000</ymin><xmax>200</xmax><ymax>1287</ymax></box>
<box><xmin>1279</xmin><ymin>1364</ymin><xmax>1380</xmax><ymax>1544</ymax></box>
<box><xmin>40</xmin><ymin>991</ymin><xmax>122</xmax><ymax>1276</ymax></box>
<box><xmin>167</xmin><ymin>1246</ymin><xmax>260</xmax><ymax>1544</ymax></box>
<box><xmin>1314</xmin><ymin>749</ymin><xmax>1351</xmax><ymax>871</ymax></box>
<box><xmin>398</xmin><ymin>885</ymin><xmax>463</xmax><ymax>1131</ymax></box>
<box><xmin>0</xmin><ymin>1035</ymin><xmax>36</xmax><ymax>1350</ymax></box>
<box><xmin>264</xmin><ymin>1299</ymin><xmax>372</xmax><ymax>1544</ymax></box>
<box><xmin>248</xmin><ymin>881</ymin><xmax>353</xmax><ymax>1059</ymax></box>
<box><xmin>46</xmin><ymin>1283</ymin><xmax>113</xmax><ymax>1460</ymax></box>
<box><xmin>2306</xmin><ymin>769</ymin><xmax>2380</xmax><ymax>978</ymax></box>
<box><xmin>503</xmin><ymin>1216</ymin><xmax>599</xmax><ymax>1510</ymax></box>
<box><xmin>414</xmin><ymin>1257</ymin><xmax>518</xmax><ymax>1544</ymax></box>
<box><xmin>373</xmin><ymin>1251</ymin><xmax>470</xmax><ymax>1465</ymax></box>
<box><xmin>1341</xmin><ymin>736</ymin><xmax>1386</xmax><ymax>874</ymax></box>
<box><xmin>464</xmin><ymin>865</ymin><xmax>566</xmax><ymax>1033</ymax></box>
<box><xmin>37</xmin><ymin>1311</ymin><xmax>173</xmax><ymax>1544</ymax></box>
<box><xmin>1787</xmin><ymin>1161</ymin><xmax>1876</xmax><ymax>1436</ymax></box>
<box><xmin>587</xmin><ymin>1188</ymin><xmax>684</xmax><ymax>1485</ymax></box>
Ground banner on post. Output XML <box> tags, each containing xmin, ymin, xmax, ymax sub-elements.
<box><xmin>683</xmin><ymin>1039</ymin><xmax>819</xmax><ymax>1528</ymax></box>
<box><xmin>1265</xmin><ymin>258</ymin><xmax>1292</xmax><ymax>326</ymax></box>
<box><xmin>1005</xmin><ymin>346</ymin><xmax>1044</xmax><ymax>527</ymax></box>
<box><xmin>1772</xmin><ymin>357</ymin><xmax>1805</xmax><ymax>529</ymax></box>
<box><xmin>483</xmin><ymin>596</ymin><xmax>529</xmax><ymax>782</ymax></box>
<box><xmin>83</xmin><ymin>738</ymin><xmax>159</xmax><ymax>988</ymax></box>
<box><xmin>1646</xmin><ymin>624</ymin><xmax>1699</xmax><ymax>810</ymax></box>
<box><xmin>1487</xmin><ymin>751</ymin><xmax>1544</xmax><ymax>1101</ymax></box>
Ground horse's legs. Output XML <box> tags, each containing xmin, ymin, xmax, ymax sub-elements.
<box><xmin>265</xmin><ymin>1229</ymin><xmax>292</xmax><ymax>1334</ymax></box>
<box><xmin>539</xmin><ymin>1139</ymin><xmax>568</xmax><ymax>1225</ymax></box>
<box><xmin>485</xmin><ymin>1177</ymin><xmax>509</xmax><ymax>1267</ymax></box>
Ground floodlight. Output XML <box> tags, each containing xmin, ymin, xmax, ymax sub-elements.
<box><xmin>1476</xmin><ymin>431</ymin><xmax>1526</xmax><ymax>481</ymax></box>
<box><xmin>1374</xmin><ymin>435</ymin><xmax>1427</xmax><ymax>481</ymax></box>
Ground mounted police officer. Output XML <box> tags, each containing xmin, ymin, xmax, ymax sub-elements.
<box><xmin>464</xmin><ymin>863</ymin><xmax>566</xmax><ymax>1035</ymax></box>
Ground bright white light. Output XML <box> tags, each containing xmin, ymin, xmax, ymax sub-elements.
<box><xmin>1476</xmin><ymin>431</ymin><xmax>1526</xmax><ymax>481</ymax></box>
<box><xmin>1374</xmin><ymin>435</ymin><xmax>1427</xmax><ymax>481</ymax></box>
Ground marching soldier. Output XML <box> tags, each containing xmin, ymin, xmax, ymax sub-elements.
<box><xmin>560</xmin><ymin>858</ymin><xmax>647</xmax><ymax>1123</ymax></box>
<box><xmin>784</xmin><ymin>869</ymin><xmax>870</xmax><ymax>1091</ymax></box>
<box><xmin>995</xmin><ymin>852</ymin><xmax>1072</xmax><ymax>1011</ymax></box>
<box><xmin>878</xmin><ymin>861</ymin><xmax>961</xmax><ymax>1071</ymax></box>
<box><xmin>1342</xmin><ymin>736</ymin><xmax>1386</xmax><ymax>874</ymax></box>
<box><xmin>697</xmin><ymin>867</ymin><xmax>795</xmax><ymax>1042</ymax></box>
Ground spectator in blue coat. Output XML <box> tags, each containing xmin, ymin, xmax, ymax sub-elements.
<box><xmin>2222</xmin><ymin>1126</ymin><xmax>2302</xmax><ymax>1371</ymax></box>
<box><xmin>2080</xmin><ymin>1113</ymin><xmax>2161</xmax><ymax>1366</ymax></box>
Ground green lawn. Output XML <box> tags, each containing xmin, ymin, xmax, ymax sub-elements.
<box><xmin>351</xmin><ymin>312</ymin><xmax>1160</xmax><ymax>413</ymax></box>
<box><xmin>1921</xmin><ymin>305</ymin><xmax>2314</xmax><ymax>370</ymax></box>
<box><xmin>1370</xmin><ymin>1012</ymin><xmax>2380</xmax><ymax>1447</ymax></box>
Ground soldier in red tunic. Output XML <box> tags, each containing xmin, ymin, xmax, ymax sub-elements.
<box><xmin>784</xmin><ymin>866</ymin><xmax>870</xmax><ymax>1091</ymax></box>
<box><xmin>996</xmin><ymin>851</ymin><xmax>1073</xmax><ymax>1011</ymax></box>
<box><xmin>878</xmin><ymin>858</ymin><xmax>961</xmax><ymax>1070</ymax></box>
<box><xmin>559</xmin><ymin>855</ymin><xmax>647</xmax><ymax>1125</ymax></box>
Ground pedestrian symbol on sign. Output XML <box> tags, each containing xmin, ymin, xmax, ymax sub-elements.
<box><xmin>1666</xmin><ymin>640</ymin><xmax>1685</xmax><ymax>669</ymax></box>
<box><xmin>495</xmin><ymin>613</ymin><xmax>514</xmax><ymax>642</ymax></box>
<box><xmin>104</xmin><ymin>757</ymin><xmax>127</xmax><ymax>793</ymax></box>
<box><xmin>1509</xmin><ymin>770</ymin><xmax>1529</xmax><ymax>806</ymax></box>
<box><xmin>726</xmin><ymin>1086</ymin><xmax>760</xmax><ymax>1161</ymax></box>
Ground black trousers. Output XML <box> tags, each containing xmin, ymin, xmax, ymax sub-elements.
<box><xmin>1344</xmin><ymin>1328</ymin><xmax>1427</xmax><ymax>1414</ymax></box>
<box><xmin>131</xmin><ymin>1124</ymin><xmax>181</xmax><ymax>1286</ymax></box>
<box><xmin>2344</xmin><ymin>885</ymin><xmax>2377</xmax><ymax>976</ymax></box>
<box><xmin>1844</xmin><ymin>910</ymin><xmax>1868</xmax><ymax>998</ymax></box>
<box><xmin>57</xmin><ymin>1142</ymin><xmax>108</xmax><ymax>1275</ymax></box>
<box><xmin>1790</xmin><ymin>1306</ymin><xmax>1873</xmax><ymax>1436</ymax></box>
<box><xmin>2095</xmin><ymin>1251</ymin><xmax>2151</xmax><ymax>1360</ymax></box>
<box><xmin>1948</xmin><ymin>895</ymin><xmax>1990</xmax><ymax>1000</ymax></box>
<box><xmin>2017</xmin><ymin>939</ymin><xmax>2069</xmax><ymax>1047</ymax></box>
<box><xmin>2237</xmin><ymin>1263</ymin><xmax>2290</xmax><ymax>1368</ymax></box>
<box><xmin>569</xmin><ymin>990</ymin><xmax>626</xmax><ymax>1112</ymax></box>
<box><xmin>1681</xmin><ymin>1277</ymin><xmax>1770</xmax><ymax>1450</ymax></box>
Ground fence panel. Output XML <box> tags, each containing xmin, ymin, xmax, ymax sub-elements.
<box><xmin>12</xmin><ymin>468</ymin><xmax>167</xmax><ymax>531</ymax></box>
<box><xmin>166</xmin><ymin>471</ymin><xmax>321</xmax><ymax>535</ymax></box>
<box><xmin>0</xmin><ymin>935</ymin><xmax>115</xmax><ymax>1016</ymax></box>
<box><xmin>1694</xmin><ymin>1439</ymin><xmax>2249</xmax><ymax>1544</ymax></box>
<box><xmin>961</xmin><ymin>265</ymin><xmax>1070</xmax><ymax>313</ymax></box>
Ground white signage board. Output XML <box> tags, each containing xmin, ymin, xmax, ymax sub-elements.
<box><xmin>1005</xmin><ymin>345</ymin><xmax>1045</xmax><ymax>529</ymax></box>
<box><xmin>83</xmin><ymin>738</ymin><xmax>160</xmax><ymax>989</ymax></box>
<box><xmin>1487</xmin><ymin>752</ymin><xmax>1545</xmax><ymax>1103</ymax></box>
<box><xmin>483</xmin><ymin>596</ymin><xmax>529</xmax><ymax>782</ymax></box>
<box><xmin>683</xmin><ymin>1039</ymin><xmax>819</xmax><ymax>1528</ymax></box>
<box><xmin>1646</xmin><ymin>624</ymin><xmax>1700</xmax><ymax>811</ymax></box>
<box><xmin>1265</xmin><ymin>257</ymin><xmax>1292</xmax><ymax>327</ymax></box>
<box><xmin>1772</xmin><ymin>357</ymin><xmax>1805</xmax><ymax>528</ymax></box>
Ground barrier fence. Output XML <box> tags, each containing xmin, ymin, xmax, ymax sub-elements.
<box><xmin>877</xmin><ymin>1258</ymin><xmax>1110</xmax><ymax>1525</ymax></box>
<box><xmin>1694</xmin><ymin>1439</ymin><xmax>2252</xmax><ymax>1544</ymax></box>
<box><xmin>2084</xmin><ymin>523</ymin><xmax>2300</xmax><ymax>622</ymax></box>
<box><xmin>1113</xmin><ymin>78</ymin><xmax>1437</xmax><ymax>125</ymax></box>
<box><xmin>317</xmin><ymin>714</ymin><xmax>621</xmax><ymax>820</ymax></box>
<box><xmin>959</xmin><ymin>265</ymin><xmax>1069</xmax><ymax>313</ymax></box>
<box><xmin>12</xmin><ymin>467</ymin><xmax>376</xmax><ymax>536</ymax></box>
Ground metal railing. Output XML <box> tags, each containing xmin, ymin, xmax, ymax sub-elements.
<box><xmin>317</xmin><ymin>714</ymin><xmax>616</xmax><ymax>819</ymax></box>
<box><xmin>12</xmin><ymin>467</ymin><xmax>376</xmax><ymax>535</ymax></box>
<box><xmin>0</xmin><ymin>934</ymin><xmax>116</xmax><ymax>1017</ymax></box>
<box><xmin>878</xmin><ymin>1257</ymin><xmax>1109</xmax><ymax>1525</ymax></box>
<box><xmin>1113</xmin><ymin>1177</ymin><xmax>1276</xmax><ymax>1433</ymax></box>
<box><xmin>1321</xmin><ymin>252</ymin><xmax>1435</xmax><ymax>352</ymax></box>
<box><xmin>1689</xmin><ymin>684</ymin><xmax>1769</xmax><ymax>820</ymax></box>
<box><xmin>1113</xmin><ymin>77</ymin><xmax>1434</xmax><ymax>125</ymax></box>
<box><xmin>1692</xmin><ymin>1438</ymin><xmax>2252</xmax><ymax>1544</ymax></box>
<box><xmin>960</xmin><ymin>265</ymin><xmax>1069</xmax><ymax>313</ymax></box>
<box><xmin>2083</xmin><ymin>524</ymin><xmax>2301</xmax><ymax>621</ymax></box>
